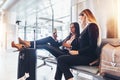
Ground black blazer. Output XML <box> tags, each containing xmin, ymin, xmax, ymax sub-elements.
<box><xmin>78</xmin><ymin>23</ymin><xmax>99</xmax><ymax>58</ymax></box>
<box><xmin>59</xmin><ymin>33</ymin><xmax>79</xmax><ymax>51</ymax></box>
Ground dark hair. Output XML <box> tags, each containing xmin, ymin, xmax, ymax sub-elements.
<box><xmin>71</xmin><ymin>22</ymin><xmax>80</xmax><ymax>38</ymax></box>
<box><xmin>64</xmin><ymin>22</ymin><xmax>80</xmax><ymax>41</ymax></box>
<box><xmin>79</xmin><ymin>13</ymin><xmax>84</xmax><ymax>16</ymax></box>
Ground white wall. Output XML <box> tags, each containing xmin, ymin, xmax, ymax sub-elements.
<box><xmin>0</xmin><ymin>10</ymin><xmax>18</xmax><ymax>50</ymax></box>
<box><xmin>72</xmin><ymin>0</ymin><xmax>119</xmax><ymax>38</ymax></box>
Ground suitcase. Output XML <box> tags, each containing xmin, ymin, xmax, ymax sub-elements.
<box><xmin>18</xmin><ymin>48</ymin><xmax>36</xmax><ymax>80</ymax></box>
<box><xmin>103</xmin><ymin>73</ymin><xmax>120</xmax><ymax>80</ymax></box>
<box><xmin>100</xmin><ymin>43</ymin><xmax>120</xmax><ymax>79</ymax></box>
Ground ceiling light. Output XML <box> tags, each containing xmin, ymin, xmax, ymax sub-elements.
<box><xmin>0</xmin><ymin>0</ymin><xmax>6</xmax><ymax>8</ymax></box>
<box><xmin>0</xmin><ymin>0</ymin><xmax>4</xmax><ymax>5</ymax></box>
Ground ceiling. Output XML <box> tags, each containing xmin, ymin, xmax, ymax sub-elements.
<box><xmin>0</xmin><ymin>0</ymin><xmax>55</xmax><ymax>20</ymax></box>
<box><xmin>0</xmin><ymin>0</ymin><xmax>6</xmax><ymax>8</ymax></box>
<box><xmin>0</xmin><ymin>0</ymin><xmax>18</xmax><ymax>10</ymax></box>
<box><xmin>1</xmin><ymin>0</ymin><xmax>71</xmax><ymax>27</ymax></box>
<box><xmin>1</xmin><ymin>0</ymin><xmax>49</xmax><ymax>11</ymax></box>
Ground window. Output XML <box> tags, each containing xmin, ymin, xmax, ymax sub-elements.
<box><xmin>17</xmin><ymin>0</ymin><xmax>71</xmax><ymax>41</ymax></box>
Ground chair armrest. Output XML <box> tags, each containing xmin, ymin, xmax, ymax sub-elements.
<box><xmin>89</xmin><ymin>59</ymin><xmax>99</xmax><ymax>66</ymax></box>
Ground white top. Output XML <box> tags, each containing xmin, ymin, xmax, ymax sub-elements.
<box><xmin>66</xmin><ymin>35</ymin><xmax>75</xmax><ymax>44</ymax></box>
<box><xmin>65</xmin><ymin>34</ymin><xmax>75</xmax><ymax>51</ymax></box>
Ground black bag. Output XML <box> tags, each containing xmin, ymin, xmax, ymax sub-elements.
<box><xmin>103</xmin><ymin>73</ymin><xmax>120</xmax><ymax>80</ymax></box>
<box><xmin>100</xmin><ymin>43</ymin><xmax>120</xmax><ymax>80</ymax></box>
<box><xmin>18</xmin><ymin>48</ymin><xmax>36</xmax><ymax>80</ymax></box>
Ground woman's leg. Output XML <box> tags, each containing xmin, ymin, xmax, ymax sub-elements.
<box><xmin>30</xmin><ymin>36</ymin><xmax>59</xmax><ymax>48</ymax></box>
<box><xmin>54</xmin><ymin>64</ymin><xmax>63</xmax><ymax>80</ymax></box>
<box><xmin>56</xmin><ymin>55</ymin><xmax>95</xmax><ymax>80</ymax></box>
<box><xmin>36</xmin><ymin>45</ymin><xmax>65</xmax><ymax>58</ymax></box>
<box><xmin>11</xmin><ymin>41</ymin><xmax>25</xmax><ymax>50</ymax></box>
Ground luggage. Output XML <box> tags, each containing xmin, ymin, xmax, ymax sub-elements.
<box><xmin>100</xmin><ymin>43</ymin><xmax>120</xmax><ymax>79</ymax></box>
<box><xmin>18</xmin><ymin>48</ymin><xmax>36</xmax><ymax>80</ymax></box>
<box><xmin>103</xmin><ymin>73</ymin><xmax>120</xmax><ymax>80</ymax></box>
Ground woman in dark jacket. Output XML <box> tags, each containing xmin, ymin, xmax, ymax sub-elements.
<box><xmin>11</xmin><ymin>22</ymin><xmax>80</xmax><ymax>58</ymax></box>
<box><xmin>54</xmin><ymin>9</ymin><xmax>101</xmax><ymax>80</ymax></box>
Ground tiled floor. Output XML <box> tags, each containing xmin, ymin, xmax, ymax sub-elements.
<box><xmin>0</xmin><ymin>49</ymin><xmax>18</xmax><ymax>80</ymax></box>
<box><xmin>0</xmin><ymin>49</ymin><xmax>63</xmax><ymax>80</ymax></box>
<box><xmin>0</xmin><ymin>49</ymin><xmax>104</xmax><ymax>80</ymax></box>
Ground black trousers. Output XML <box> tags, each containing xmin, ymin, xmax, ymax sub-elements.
<box><xmin>36</xmin><ymin>44</ymin><xmax>69</xmax><ymax>58</ymax></box>
<box><xmin>55</xmin><ymin>55</ymin><xmax>96</xmax><ymax>80</ymax></box>
<box><xmin>29</xmin><ymin>36</ymin><xmax>67</xmax><ymax>58</ymax></box>
<box><xmin>103</xmin><ymin>73</ymin><xmax>120</xmax><ymax>80</ymax></box>
<box><xmin>18</xmin><ymin>48</ymin><xmax>36</xmax><ymax>80</ymax></box>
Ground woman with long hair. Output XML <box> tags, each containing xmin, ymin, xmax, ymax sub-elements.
<box><xmin>54</xmin><ymin>9</ymin><xmax>101</xmax><ymax>80</ymax></box>
<box><xmin>11</xmin><ymin>22</ymin><xmax>80</xmax><ymax>58</ymax></box>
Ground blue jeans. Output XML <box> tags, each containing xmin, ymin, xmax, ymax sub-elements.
<box><xmin>30</xmin><ymin>36</ymin><xmax>68</xmax><ymax>58</ymax></box>
<box><xmin>30</xmin><ymin>36</ymin><xmax>59</xmax><ymax>48</ymax></box>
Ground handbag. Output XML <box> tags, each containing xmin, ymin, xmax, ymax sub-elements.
<box><xmin>100</xmin><ymin>43</ymin><xmax>120</xmax><ymax>78</ymax></box>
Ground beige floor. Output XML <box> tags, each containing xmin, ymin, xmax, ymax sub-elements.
<box><xmin>0</xmin><ymin>49</ymin><xmax>103</xmax><ymax>80</ymax></box>
<box><xmin>0</xmin><ymin>49</ymin><xmax>18</xmax><ymax>80</ymax></box>
<box><xmin>0</xmin><ymin>49</ymin><xmax>63</xmax><ymax>80</ymax></box>
<box><xmin>0</xmin><ymin>49</ymin><xmax>54</xmax><ymax>80</ymax></box>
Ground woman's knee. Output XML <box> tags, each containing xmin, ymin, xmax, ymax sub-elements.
<box><xmin>57</xmin><ymin>56</ymin><xmax>66</xmax><ymax>64</ymax></box>
<box><xmin>47</xmin><ymin>36</ymin><xmax>53</xmax><ymax>40</ymax></box>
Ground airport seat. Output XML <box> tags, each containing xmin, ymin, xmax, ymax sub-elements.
<box><xmin>36</xmin><ymin>38</ymin><xmax>120</xmax><ymax>80</ymax></box>
<box><xmin>36</xmin><ymin>49</ymin><xmax>55</xmax><ymax>70</ymax></box>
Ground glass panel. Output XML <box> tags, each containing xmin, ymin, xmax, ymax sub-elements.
<box><xmin>17</xmin><ymin>0</ymin><xmax>71</xmax><ymax>41</ymax></box>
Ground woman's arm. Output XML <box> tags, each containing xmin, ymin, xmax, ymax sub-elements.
<box><xmin>69</xmin><ymin>50</ymin><xmax>79</xmax><ymax>55</ymax></box>
<box><xmin>62</xmin><ymin>43</ymin><xmax>71</xmax><ymax>48</ymax></box>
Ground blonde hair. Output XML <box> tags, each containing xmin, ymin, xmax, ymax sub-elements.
<box><xmin>79</xmin><ymin>9</ymin><xmax>101</xmax><ymax>46</ymax></box>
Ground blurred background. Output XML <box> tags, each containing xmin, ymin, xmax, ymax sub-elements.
<box><xmin>0</xmin><ymin>0</ymin><xmax>120</xmax><ymax>51</ymax></box>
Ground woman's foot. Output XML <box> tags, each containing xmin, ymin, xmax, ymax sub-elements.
<box><xmin>11</xmin><ymin>41</ymin><xmax>24</xmax><ymax>50</ymax></box>
<box><xmin>53</xmin><ymin>32</ymin><xmax>57</xmax><ymax>41</ymax></box>
<box><xmin>18</xmin><ymin>37</ymin><xmax>30</xmax><ymax>47</ymax></box>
